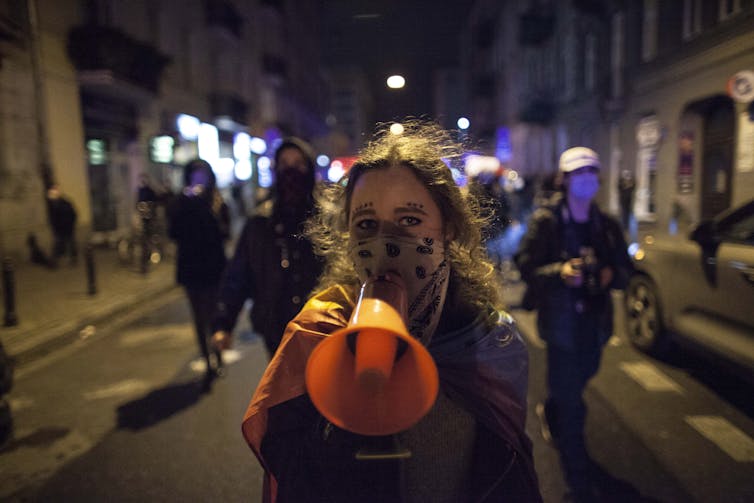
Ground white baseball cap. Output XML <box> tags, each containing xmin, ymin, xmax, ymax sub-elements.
<box><xmin>559</xmin><ymin>147</ymin><xmax>600</xmax><ymax>173</ymax></box>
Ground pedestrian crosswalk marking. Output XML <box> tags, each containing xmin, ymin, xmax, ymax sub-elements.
<box><xmin>619</xmin><ymin>361</ymin><xmax>683</xmax><ymax>392</ymax></box>
<box><xmin>686</xmin><ymin>415</ymin><xmax>754</xmax><ymax>462</ymax></box>
<box><xmin>82</xmin><ymin>379</ymin><xmax>149</xmax><ymax>400</ymax></box>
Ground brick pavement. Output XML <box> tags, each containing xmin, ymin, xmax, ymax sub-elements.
<box><xmin>0</xmin><ymin>244</ymin><xmax>179</xmax><ymax>366</ymax></box>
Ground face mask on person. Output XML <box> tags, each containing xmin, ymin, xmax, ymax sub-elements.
<box><xmin>277</xmin><ymin>168</ymin><xmax>312</xmax><ymax>207</ymax></box>
<box><xmin>568</xmin><ymin>172</ymin><xmax>600</xmax><ymax>201</ymax></box>
<box><xmin>349</xmin><ymin>234</ymin><xmax>450</xmax><ymax>346</ymax></box>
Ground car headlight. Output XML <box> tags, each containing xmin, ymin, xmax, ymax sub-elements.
<box><xmin>628</xmin><ymin>242</ymin><xmax>645</xmax><ymax>261</ymax></box>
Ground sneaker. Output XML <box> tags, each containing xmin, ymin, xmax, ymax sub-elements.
<box><xmin>535</xmin><ymin>401</ymin><xmax>554</xmax><ymax>445</ymax></box>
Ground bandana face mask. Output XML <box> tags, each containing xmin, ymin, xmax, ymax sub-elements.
<box><xmin>349</xmin><ymin>234</ymin><xmax>450</xmax><ymax>345</ymax></box>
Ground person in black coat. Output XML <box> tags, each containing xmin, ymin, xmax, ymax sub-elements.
<box><xmin>212</xmin><ymin>137</ymin><xmax>323</xmax><ymax>358</ymax></box>
<box><xmin>168</xmin><ymin>159</ymin><xmax>230</xmax><ymax>387</ymax></box>
<box><xmin>46</xmin><ymin>184</ymin><xmax>78</xmax><ymax>266</ymax></box>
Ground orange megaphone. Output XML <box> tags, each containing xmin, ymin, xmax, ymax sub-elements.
<box><xmin>305</xmin><ymin>274</ymin><xmax>439</xmax><ymax>436</ymax></box>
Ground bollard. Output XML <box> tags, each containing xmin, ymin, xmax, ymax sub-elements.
<box><xmin>2</xmin><ymin>258</ymin><xmax>18</xmax><ymax>327</ymax></box>
<box><xmin>140</xmin><ymin>219</ymin><xmax>150</xmax><ymax>275</ymax></box>
<box><xmin>85</xmin><ymin>244</ymin><xmax>97</xmax><ymax>296</ymax></box>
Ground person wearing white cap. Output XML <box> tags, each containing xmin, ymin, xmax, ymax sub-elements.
<box><xmin>515</xmin><ymin>146</ymin><xmax>632</xmax><ymax>502</ymax></box>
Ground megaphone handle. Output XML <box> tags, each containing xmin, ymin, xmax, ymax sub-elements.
<box><xmin>354</xmin><ymin>435</ymin><xmax>412</xmax><ymax>461</ymax></box>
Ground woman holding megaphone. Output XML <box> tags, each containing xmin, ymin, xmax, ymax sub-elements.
<box><xmin>238</xmin><ymin>121</ymin><xmax>542</xmax><ymax>502</ymax></box>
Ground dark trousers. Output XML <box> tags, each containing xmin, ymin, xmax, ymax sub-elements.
<box><xmin>185</xmin><ymin>285</ymin><xmax>220</xmax><ymax>367</ymax></box>
<box><xmin>544</xmin><ymin>320</ymin><xmax>603</xmax><ymax>494</ymax></box>
<box><xmin>52</xmin><ymin>232</ymin><xmax>77</xmax><ymax>263</ymax></box>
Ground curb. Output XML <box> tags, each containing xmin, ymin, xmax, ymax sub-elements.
<box><xmin>8</xmin><ymin>283</ymin><xmax>181</xmax><ymax>369</ymax></box>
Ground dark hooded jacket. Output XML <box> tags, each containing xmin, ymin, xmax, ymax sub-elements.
<box><xmin>212</xmin><ymin>138</ymin><xmax>323</xmax><ymax>355</ymax></box>
<box><xmin>168</xmin><ymin>161</ymin><xmax>230</xmax><ymax>288</ymax></box>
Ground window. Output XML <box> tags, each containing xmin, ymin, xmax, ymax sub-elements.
<box><xmin>642</xmin><ymin>0</ymin><xmax>658</xmax><ymax>62</ymax></box>
<box><xmin>719</xmin><ymin>0</ymin><xmax>742</xmax><ymax>20</ymax></box>
<box><xmin>585</xmin><ymin>34</ymin><xmax>596</xmax><ymax>92</ymax></box>
<box><xmin>563</xmin><ymin>32</ymin><xmax>576</xmax><ymax>100</ymax></box>
<box><xmin>683</xmin><ymin>0</ymin><xmax>702</xmax><ymax>39</ymax></box>
<box><xmin>634</xmin><ymin>115</ymin><xmax>661</xmax><ymax>221</ymax></box>
<box><xmin>719</xmin><ymin>203</ymin><xmax>754</xmax><ymax>245</ymax></box>
<box><xmin>611</xmin><ymin>12</ymin><xmax>625</xmax><ymax>98</ymax></box>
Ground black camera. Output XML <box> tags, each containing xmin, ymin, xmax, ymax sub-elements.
<box><xmin>579</xmin><ymin>246</ymin><xmax>602</xmax><ymax>296</ymax></box>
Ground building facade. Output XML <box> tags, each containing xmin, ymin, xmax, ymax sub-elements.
<box><xmin>462</xmin><ymin>0</ymin><xmax>754</xmax><ymax>233</ymax></box>
<box><xmin>0</xmin><ymin>0</ymin><xmax>328</xmax><ymax>258</ymax></box>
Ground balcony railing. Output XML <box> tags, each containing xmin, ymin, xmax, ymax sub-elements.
<box><xmin>67</xmin><ymin>25</ymin><xmax>170</xmax><ymax>94</ymax></box>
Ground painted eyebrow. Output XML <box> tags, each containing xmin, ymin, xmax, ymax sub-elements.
<box><xmin>350</xmin><ymin>203</ymin><xmax>429</xmax><ymax>220</ymax></box>
<box><xmin>351</xmin><ymin>206</ymin><xmax>376</xmax><ymax>220</ymax></box>
<box><xmin>395</xmin><ymin>205</ymin><xmax>429</xmax><ymax>216</ymax></box>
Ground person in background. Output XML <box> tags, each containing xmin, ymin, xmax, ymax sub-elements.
<box><xmin>46</xmin><ymin>184</ymin><xmax>78</xmax><ymax>267</ymax></box>
<box><xmin>617</xmin><ymin>169</ymin><xmax>636</xmax><ymax>231</ymax></box>
<box><xmin>515</xmin><ymin>147</ymin><xmax>632</xmax><ymax>503</ymax></box>
<box><xmin>212</xmin><ymin>137</ymin><xmax>323</xmax><ymax>358</ymax></box>
<box><xmin>238</xmin><ymin>122</ymin><xmax>541</xmax><ymax>502</ymax></box>
<box><xmin>168</xmin><ymin>159</ymin><xmax>230</xmax><ymax>389</ymax></box>
<box><xmin>136</xmin><ymin>173</ymin><xmax>161</xmax><ymax>272</ymax></box>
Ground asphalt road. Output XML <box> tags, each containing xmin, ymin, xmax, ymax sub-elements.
<box><xmin>1</xmin><ymin>285</ymin><xmax>753</xmax><ymax>502</ymax></box>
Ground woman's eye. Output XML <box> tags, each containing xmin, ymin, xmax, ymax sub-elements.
<box><xmin>398</xmin><ymin>216</ymin><xmax>422</xmax><ymax>226</ymax></box>
<box><xmin>355</xmin><ymin>219</ymin><xmax>378</xmax><ymax>230</ymax></box>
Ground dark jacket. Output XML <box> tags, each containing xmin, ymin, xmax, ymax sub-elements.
<box><xmin>168</xmin><ymin>192</ymin><xmax>230</xmax><ymax>288</ymax></box>
<box><xmin>514</xmin><ymin>196</ymin><xmax>631</xmax><ymax>350</ymax></box>
<box><xmin>47</xmin><ymin>197</ymin><xmax>77</xmax><ymax>236</ymax></box>
<box><xmin>212</xmin><ymin>202</ymin><xmax>323</xmax><ymax>354</ymax></box>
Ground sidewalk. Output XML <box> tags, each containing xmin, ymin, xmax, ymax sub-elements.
<box><xmin>0</xmin><ymin>245</ymin><xmax>179</xmax><ymax>366</ymax></box>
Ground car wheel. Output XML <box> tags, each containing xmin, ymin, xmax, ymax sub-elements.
<box><xmin>625</xmin><ymin>275</ymin><xmax>669</xmax><ymax>356</ymax></box>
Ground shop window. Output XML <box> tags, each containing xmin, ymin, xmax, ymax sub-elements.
<box><xmin>634</xmin><ymin>115</ymin><xmax>662</xmax><ymax>221</ymax></box>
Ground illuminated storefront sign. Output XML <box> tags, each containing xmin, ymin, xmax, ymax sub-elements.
<box><xmin>149</xmin><ymin>135</ymin><xmax>175</xmax><ymax>163</ymax></box>
<box><xmin>86</xmin><ymin>139</ymin><xmax>108</xmax><ymax>165</ymax></box>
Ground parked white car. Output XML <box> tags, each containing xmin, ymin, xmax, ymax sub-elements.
<box><xmin>625</xmin><ymin>199</ymin><xmax>754</xmax><ymax>381</ymax></box>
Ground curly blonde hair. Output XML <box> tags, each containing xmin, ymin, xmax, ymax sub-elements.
<box><xmin>305</xmin><ymin>120</ymin><xmax>504</xmax><ymax>312</ymax></box>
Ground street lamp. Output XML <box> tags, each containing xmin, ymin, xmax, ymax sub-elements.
<box><xmin>386</xmin><ymin>75</ymin><xmax>405</xmax><ymax>89</ymax></box>
<box><xmin>457</xmin><ymin>117</ymin><xmax>470</xmax><ymax>130</ymax></box>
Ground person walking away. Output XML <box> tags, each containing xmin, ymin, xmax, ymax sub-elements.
<box><xmin>168</xmin><ymin>159</ymin><xmax>230</xmax><ymax>389</ymax></box>
<box><xmin>515</xmin><ymin>147</ymin><xmax>632</xmax><ymax>503</ymax></box>
<box><xmin>46</xmin><ymin>184</ymin><xmax>78</xmax><ymax>267</ymax></box>
<box><xmin>236</xmin><ymin>122</ymin><xmax>541</xmax><ymax>502</ymax></box>
<box><xmin>136</xmin><ymin>173</ymin><xmax>160</xmax><ymax>271</ymax></box>
<box><xmin>212</xmin><ymin>137</ymin><xmax>323</xmax><ymax>358</ymax></box>
<box><xmin>617</xmin><ymin>169</ymin><xmax>635</xmax><ymax>231</ymax></box>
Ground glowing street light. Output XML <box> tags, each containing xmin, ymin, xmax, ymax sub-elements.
<box><xmin>457</xmin><ymin>117</ymin><xmax>470</xmax><ymax>130</ymax></box>
<box><xmin>390</xmin><ymin>123</ymin><xmax>404</xmax><ymax>135</ymax></box>
<box><xmin>386</xmin><ymin>75</ymin><xmax>405</xmax><ymax>89</ymax></box>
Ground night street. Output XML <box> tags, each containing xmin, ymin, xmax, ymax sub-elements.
<box><xmin>2</xmin><ymin>1</ymin><xmax>753</xmax><ymax>501</ymax></box>
<box><xmin>2</xmin><ymin>281</ymin><xmax>752</xmax><ymax>502</ymax></box>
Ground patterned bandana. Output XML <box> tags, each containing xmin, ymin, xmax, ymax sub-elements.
<box><xmin>349</xmin><ymin>235</ymin><xmax>450</xmax><ymax>345</ymax></box>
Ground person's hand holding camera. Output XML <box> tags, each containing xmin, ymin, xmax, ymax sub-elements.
<box><xmin>561</xmin><ymin>258</ymin><xmax>584</xmax><ymax>288</ymax></box>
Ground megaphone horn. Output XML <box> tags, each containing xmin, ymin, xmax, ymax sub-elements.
<box><xmin>305</xmin><ymin>274</ymin><xmax>439</xmax><ymax>436</ymax></box>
